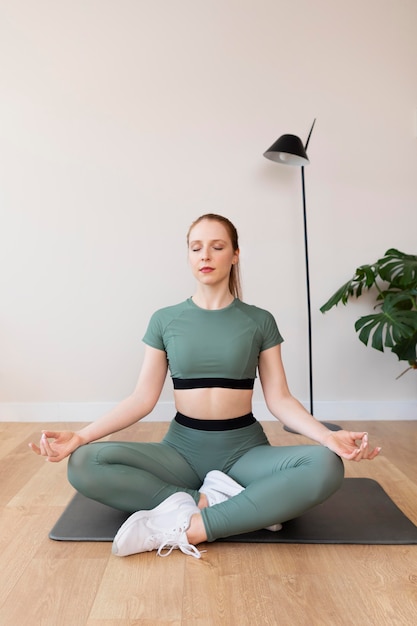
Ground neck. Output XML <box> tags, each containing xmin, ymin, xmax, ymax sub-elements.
<box><xmin>192</xmin><ymin>287</ymin><xmax>235</xmax><ymax>310</ymax></box>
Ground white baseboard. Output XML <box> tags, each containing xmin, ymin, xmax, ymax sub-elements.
<box><xmin>0</xmin><ymin>400</ymin><xmax>416</xmax><ymax>422</ymax></box>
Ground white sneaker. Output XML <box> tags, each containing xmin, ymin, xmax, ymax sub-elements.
<box><xmin>112</xmin><ymin>492</ymin><xmax>202</xmax><ymax>558</ymax></box>
<box><xmin>200</xmin><ymin>470</ymin><xmax>282</xmax><ymax>532</ymax></box>
<box><xmin>200</xmin><ymin>470</ymin><xmax>244</xmax><ymax>506</ymax></box>
<box><xmin>266</xmin><ymin>522</ymin><xmax>283</xmax><ymax>532</ymax></box>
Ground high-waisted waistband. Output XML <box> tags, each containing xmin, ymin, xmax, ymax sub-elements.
<box><xmin>174</xmin><ymin>412</ymin><xmax>256</xmax><ymax>431</ymax></box>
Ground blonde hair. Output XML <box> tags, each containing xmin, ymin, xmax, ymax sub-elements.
<box><xmin>187</xmin><ymin>213</ymin><xmax>242</xmax><ymax>299</ymax></box>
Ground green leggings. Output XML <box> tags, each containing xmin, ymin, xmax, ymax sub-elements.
<box><xmin>67</xmin><ymin>415</ymin><xmax>344</xmax><ymax>542</ymax></box>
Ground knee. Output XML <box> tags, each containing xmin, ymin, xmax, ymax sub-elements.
<box><xmin>67</xmin><ymin>444</ymin><xmax>93</xmax><ymax>492</ymax></box>
<box><xmin>313</xmin><ymin>446</ymin><xmax>344</xmax><ymax>498</ymax></box>
<box><xmin>68</xmin><ymin>443</ymin><xmax>90</xmax><ymax>470</ymax></box>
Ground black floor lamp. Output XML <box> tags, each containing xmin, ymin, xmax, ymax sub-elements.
<box><xmin>263</xmin><ymin>121</ymin><xmax>341</xmax><ymax>431</ymax></box>
<box><xmin>263</xmin><ymin>120</ymin><xmax>316</xmax><ymax>415</ymax></box>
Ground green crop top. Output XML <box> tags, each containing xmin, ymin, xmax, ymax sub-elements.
<box><xmin>142</xmin><ymin>298</ymin><xmax>283</xmax><ymax>389</ymax></box>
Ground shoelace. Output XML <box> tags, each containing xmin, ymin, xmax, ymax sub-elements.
<box><xmin>157</xmin><ymin>540</ymin><xmax>203</xmax><ymax>558</ymax></box>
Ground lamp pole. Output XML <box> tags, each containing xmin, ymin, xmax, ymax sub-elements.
<box><xmin>301</xmin><ymin>119</ymin><xmax>315</xmax><ymax>414</ymax></box>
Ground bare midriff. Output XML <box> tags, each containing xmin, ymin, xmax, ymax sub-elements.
<box><xmin>174</xmin><ymin>388</ymin><xmax>253</xmax><ymax>420</ymax></box>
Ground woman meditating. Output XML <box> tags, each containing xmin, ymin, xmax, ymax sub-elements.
<box><xmin>30</xmin><ymin>214</ymin><xmax>380</xmax><ymax>558</ymax></box>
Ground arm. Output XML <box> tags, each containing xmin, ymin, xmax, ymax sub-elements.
<box><xmin>29</xmin><ymin>345</ymin><xmax>168</xmax><ymax>462</ymax></box>
<box><xmin>75</xmin><ymin>345</ymin><xmax>168</xmax><ymax>442</ymax></box>
<box><xmin>258</xmin><ymin>345</ymin><xmax>381</xmax><ymax>461</ymax></box>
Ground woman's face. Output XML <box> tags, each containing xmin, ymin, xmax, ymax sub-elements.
<box><xmin>188</xmin><ymin>219</ymin><xmax>239</xmax><ymax>290</ymax></box>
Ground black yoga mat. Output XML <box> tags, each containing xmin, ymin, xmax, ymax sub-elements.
<box><xmin>49</xmin><ymin>478</ymin><xmax>417</xmax><ymax>545</ymax></box>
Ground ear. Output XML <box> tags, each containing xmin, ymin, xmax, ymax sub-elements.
<box><xmin>232</xmin><ymin>248</ymin><xmax>240</xmax><ymax>265</ymax></box>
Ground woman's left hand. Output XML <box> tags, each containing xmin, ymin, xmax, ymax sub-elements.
<box><xmin>323</xmin><ymin>430</ymin><xmax>381</xmax><ymax>461</ymax></box>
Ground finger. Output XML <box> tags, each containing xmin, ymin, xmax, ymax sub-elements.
<box><xmin>39</xmin><ymin>436</ymin><xmax>48</xmax><ymax>456</ymax></box>
<box><xmin>28</xmin><ymin>442</ymin><xmax>41</xmax><ymax>455</ymax></box>
<box><xmin>42</xmin><ymin>430</ymin><xmax>60</xmax><ymax>440</ymax></box>
<box><xmin>41</xmin><ymin>433</ymin><xmax>56</xmax><ymax>457</ymax></box>
<box><xmin>349</xmin><ymin>431</ymin><xmax>367</xmax><ymax>443</ymax></box>
<box><xmin>359</xmin><ymin>433</ymin><xmax>369</xmax><ymax>458</ymax></box>
<box><xmin>361</xmin><ymin>436</ymin><xmax>381</xmax><ymax>460</ymax></box>
<box><xmin>340</xmin><ymin>448</ymin><xmax>361</xmax><ymax>461</ymax></box>
<box><xmin>40</xmin><ymin>433</ymin><xmax>49</xmax><ymax>454</ymax></box>
<box><xmin>354</xmin><ymin>446</ymin><xmax>382</xmax><ymax>462</ymax></box>
<box><xmin>367</xmin><ymin>447</ymin><xmax>382</xmax><ymax>460</ymax></box>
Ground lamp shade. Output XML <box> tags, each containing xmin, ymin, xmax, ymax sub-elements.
<box><xmin>263</xmin><ymin>134</ymin><xmax>309</xmax><ymax>166</ymax></box>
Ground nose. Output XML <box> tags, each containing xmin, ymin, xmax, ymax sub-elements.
<box><xmin>201</xmin><ymin>247</ymin><xmax>210</xmax><ymax>261</ymax></box>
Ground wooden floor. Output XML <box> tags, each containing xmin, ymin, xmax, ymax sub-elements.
<box><xmin>0</xmin><ymin>420</ymin><xmax>416</xmax><ymax>626</ymax></box>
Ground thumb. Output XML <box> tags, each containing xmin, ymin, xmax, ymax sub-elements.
<box><xmin>42</xmin><ymin>430</ymin><xmax>61</xmax><ymax>439</ymax></box>
<box><xmin>348</xmin><ymin>431</ymin><xmax>367</xmax><ymax>441</ymax></box>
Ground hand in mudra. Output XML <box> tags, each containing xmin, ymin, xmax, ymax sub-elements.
<box><xmin>29</xmin><ymin>430</ymin><xmax>84</xmax><ymax>463</ymax></box>
<box><xmin>324</xmin><ymin>430</ymin><xmax>381</xmax><ymax>462</ymax></box>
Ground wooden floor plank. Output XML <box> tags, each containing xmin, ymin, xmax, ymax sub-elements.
<box><xmin>0</xmin><ymin>553</ymin><xmax>109</xmax><ymax>626</ymax></box>
<box><xmin>89</xmin><ymin>553</ymin><xmax>186</xmax><ymax>622</ymax></box>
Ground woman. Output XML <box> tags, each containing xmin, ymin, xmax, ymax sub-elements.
<box><xmin>30</xmin><ymin>214</ymin><xmax>380</xmax><ymax>559</ymax></box>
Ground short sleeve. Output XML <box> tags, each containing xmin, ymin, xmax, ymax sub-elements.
<box><xmin>260</xmin><ymin>310</ymin><xmax>284</xmax><ymax>351</ymax></box>
<box><xmin>142</xmin><ymin>311</ymin><xmax>165</xmax><ymax>351</ymax></box>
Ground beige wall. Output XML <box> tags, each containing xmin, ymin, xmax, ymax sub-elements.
<box><xmin>1</xmin><ymin>0</ymin><xmax>416</xmax><ymax>420</ymax></box>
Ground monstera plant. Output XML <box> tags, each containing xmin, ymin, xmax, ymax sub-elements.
<box><xmin>320</xmin><ymin>248</ymin><xmax>417</xmax><ymax>377</ymax></box>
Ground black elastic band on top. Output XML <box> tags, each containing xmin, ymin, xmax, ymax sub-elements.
<box><xmin>174</xmin><ymin>412</ymin><xmax>256</xmax><ymax>431</ymax></box>
<box><xmin>173</xmin><ymin>377</ymin><xmax>254</xmax><ymax>390</ymax></box>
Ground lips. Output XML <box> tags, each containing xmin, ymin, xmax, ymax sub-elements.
<box><xmin>200</xmin><ymin>267</ymin><xmax>214</xmax><ymax>273</ymax></box>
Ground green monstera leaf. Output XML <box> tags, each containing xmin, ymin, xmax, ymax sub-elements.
<box><xmin>320</xmin><ymin>264</ymin><xmax>379</xmax><ymax>312</ymax></box>
<box><xmin>321</xmin><ymin>249</ymin><xmax>417</xmax><ymax>373</ymax></box>
<box><xmin>377</xmin><ymin>249</ymin><xmax>417</xmax><ymax>288</ymax></box>
<box><xmin>354</xmin><ymin>294</ymin><xmax>417</xmax><ymax>354</ymax></box>
<box><xmin>391</xmin><ymin>332</ymin><xmax>417</xmax><ymax>363</ymax></box>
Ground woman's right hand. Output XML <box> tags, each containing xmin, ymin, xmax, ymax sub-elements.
<box><xmin>28</xmin><ymin>430</ymin><xmax>85</xmax><ymax>462</ymax></box>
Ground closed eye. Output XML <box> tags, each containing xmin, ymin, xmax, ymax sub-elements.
<box><xmin>191</xmin><ymin>246</ymin><xmax>223</xmax><ymax>252</ymax></box>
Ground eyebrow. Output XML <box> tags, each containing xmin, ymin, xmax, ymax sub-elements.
<box><xmin>189</xmin><ymin>239</ymin><xmax>227</xmax><ymax>246</ymax></box>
